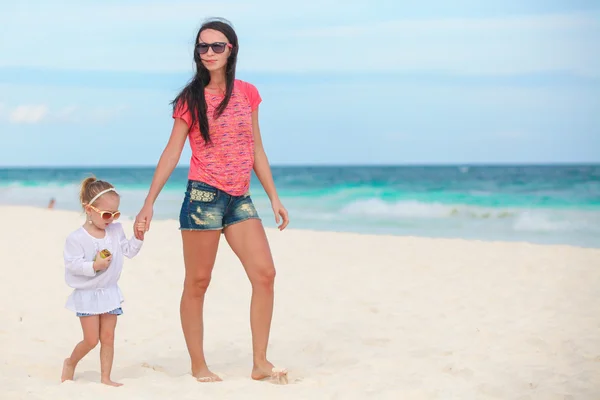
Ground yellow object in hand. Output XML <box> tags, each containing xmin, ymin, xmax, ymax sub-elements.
<box><xmin>99</xmin><ymin>249</ymin><xmax>111</xmax><ymax>259</ymax></box>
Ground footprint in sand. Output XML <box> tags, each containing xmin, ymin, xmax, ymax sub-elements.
<box><xmin>269</xmin><ymin>375</ymin><xmax>303</xmax><ymax>385</ymax></box>
<box><xmin>141</xmin><ymin>362</ymin><xmax>167</xmax><ymax>373</ymax></box>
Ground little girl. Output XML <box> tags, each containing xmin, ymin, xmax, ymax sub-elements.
<box><xmin>61</xmin><ymin>176</ymin><xmax>145</xmax><ymax>386</ymax></box>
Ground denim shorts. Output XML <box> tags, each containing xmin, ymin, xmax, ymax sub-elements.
<box><xmin>76</xmin><ymin>307</ymin><xmax>123</xmax><ymax>318</ymax></box>
<box><xmin>179</xmin><ymin>180</ymin><xmax>261</xmax><ymax>231</ymax></box>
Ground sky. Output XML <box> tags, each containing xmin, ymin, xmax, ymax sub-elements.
<box><xmin>0</xmin><ymin>0</ymin><xmax>599</xmax><ymax>166</ymax></box>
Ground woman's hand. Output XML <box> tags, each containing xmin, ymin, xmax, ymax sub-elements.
<box><xmin>134</xmin><ymin>204</ymin><xmax>153</xmax><ymax>240</ymax></box>
<box><xmin>271</xmin><ymin>199</ymin><xmax>289</xmax><ymax>231</ymax></box>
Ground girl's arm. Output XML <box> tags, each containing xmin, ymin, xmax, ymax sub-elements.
<box><xmin>115</xmin><ymin>223</ymin><xmax>144</xmax><ymax>259</ymax></box>
<box><xmin>64</xmin><ymin>236</ymin><xmax>96</xmax><ymax>276</ymax></box>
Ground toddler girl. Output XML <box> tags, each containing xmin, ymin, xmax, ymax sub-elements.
<box><xmin>61</xmin><ymin>176</ymin><xmax>145</xmax><ymax>386</ymax></box>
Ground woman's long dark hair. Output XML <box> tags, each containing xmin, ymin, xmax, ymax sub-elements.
<box><xmin>171</xmin><ymin>18</ymin><xmax>238</xmax><ymax>144</ymax></box>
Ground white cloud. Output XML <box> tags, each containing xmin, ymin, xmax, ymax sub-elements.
<box><xmin>9</xmin><ymin>105</ymin><xmax>49</xmax><ymax>124</ymax></box>
<box><xmin>2</xmin><ymin>104</ymin><xmax>127</xmax><ymax>124</ymax></box>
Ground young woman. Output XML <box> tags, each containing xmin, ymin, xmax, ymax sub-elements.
<box><xmin>134</xmin><ymin>18</ymin><xmax>289</xmax><ymax>384</ymax></box>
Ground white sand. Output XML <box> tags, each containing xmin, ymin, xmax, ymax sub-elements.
<box><xmin>0</xmin><ymin>205</ymin><xmax>599</xmax><ymax>399</ymax></box>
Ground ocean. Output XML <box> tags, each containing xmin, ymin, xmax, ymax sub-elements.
<box><xmin>1</xmin><ymin>165</ymin><xmax>599</xmax><ymax>248</ymax></box>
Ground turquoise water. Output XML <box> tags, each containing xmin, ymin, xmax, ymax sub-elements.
<box><xmin>1</xmin><ymin>165</ymin><xmax>599</xmax><ymax>247</ymax></box>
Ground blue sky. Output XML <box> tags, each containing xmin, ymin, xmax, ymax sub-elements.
<box><xmin>0</xmin><ymin>0</ymin><xmax>599</xmax><ymax>166</ymax></box>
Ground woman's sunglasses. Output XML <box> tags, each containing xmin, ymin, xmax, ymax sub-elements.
<box><xmin>89</xmin><ymin>205</ymin><xmax>121</xmax><ymax>220</ymax></box>
<box><xmin>195</xmin><ymin>42</ymin><xmax>233</xmax><ymax>55</ymax></box>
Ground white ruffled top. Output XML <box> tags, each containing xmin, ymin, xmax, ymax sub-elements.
<box><xmin>63</xmin><ymin>222</ymin><xmax>143</xmax><ymax>314</ymax></box>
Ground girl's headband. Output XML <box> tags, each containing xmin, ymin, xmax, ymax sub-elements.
<box><xmin>87</xmin><ymin>188</ymin><xmax>117</xmax><ymax>206</ymax></box>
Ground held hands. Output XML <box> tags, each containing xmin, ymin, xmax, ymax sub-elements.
<box><xmin>93</xmin><ymin>252</ymin><xmax>112</xmax><ymax>272</ymax></box>
<box><xmin>134</xmin><ymin>204</ymin><xmax>153</xmax><ymax>240</ymax></box>
<box><xmin>271</xmin><ymin>199</ymin><xmax>289</xmax><ymax>231</ymax></box>
<box><xmin>135</xmin><ymin>219</ymin><xmax>147</xmax><ymax>239</ymax></box>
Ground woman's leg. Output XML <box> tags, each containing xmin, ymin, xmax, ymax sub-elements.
<box><xmin>99</xmin><ymin>313</ymin><xmax>122</xmax><ymax>386</ymax></box>
<box><xmin>61</xmin><ymin>315</ymin><xmax>100</xmax><ymax>382</ymax></box>
<box><xmin>180</xmin><ymin>230</ymin><xmax>222</xmax><ymax>382</ymax></box>
<box><xmin>223</xmin><ymin>219</ymin><xmax>287</xmax><ymax>383</ymax></box>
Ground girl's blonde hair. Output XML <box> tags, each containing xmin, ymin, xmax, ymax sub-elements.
<box><xmin>79</xmin><ymin>176</ymin><xmax>117</xmax><ymax>208</ymax></box>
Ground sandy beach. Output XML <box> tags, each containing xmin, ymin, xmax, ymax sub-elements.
<box><xmin>1</xmin><ymin>205</ymin><xmax>599</xmax><ymax>399</ymax></box>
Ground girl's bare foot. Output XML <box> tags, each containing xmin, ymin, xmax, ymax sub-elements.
<box><xmin>193</xmin><ymin>367</ymin><xmax>222</xmax><ymax>382</ymax></box>
<box><xmin>251</xmin><ymin>360</ymin><xmax>288</xmax><ymax>384</ymax></box>
<box><xmin>61</xmin><ymin>358</ymin><xmax>75</xmax><ymax>382</ymax></box>
<box><xmin>101</xmin><ymin>378</ymin><xmax>123</xmax><ymax>387</ymax></box>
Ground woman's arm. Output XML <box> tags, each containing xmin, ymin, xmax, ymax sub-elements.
<box><xmin>144</xmin><ymin>119</ymin><xmax>189</xmax><ymax>207</ymax></box>
<box><xmin>134</xmin><ymin>119</ymin><xmax>188</xmax><ymax>239</ymax></box>
<box><xmin>252</xmin><ymin>108</ymin><xmax>279</xmax><ymax>203</ymax></box>
<box><xmin>251</xmin><ymin>108</ymin><xmax>289</xmax><ymax>230</ymax></box>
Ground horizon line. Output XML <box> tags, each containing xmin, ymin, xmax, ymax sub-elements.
<box><xmin>1</xmin><ymin>162</ymin><xmax>599</xmax><ymax>169</ymax></box>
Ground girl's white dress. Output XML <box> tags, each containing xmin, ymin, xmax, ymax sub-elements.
<box><xmin>63</xmin><ymin>222</ymin><xmax>143</xmax><ymax>314</ymax></box>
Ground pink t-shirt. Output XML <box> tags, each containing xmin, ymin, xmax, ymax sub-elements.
<box><xmin>173</xmin><ymin>79</ymin><xmax>262</xmax><ymax>196</ymax></box>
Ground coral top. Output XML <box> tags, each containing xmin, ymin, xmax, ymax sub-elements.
<box><xmin>173</xmin><ymin>79</ymin><xmax>262</xmax><ymax>196</ymax></box>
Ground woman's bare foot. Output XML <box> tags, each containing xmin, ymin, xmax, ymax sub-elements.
<box><xmin>101</xmin><ymin>378</ymin><xmax>123</xmax><ymax>387</ymax></box>
<box><xmin>251</xmin><ymin>360</ymin><xmax>288</xmax><ymax>384</ymax></box>
<box><xmin>61</xmin><ymin>358</ymin><xmax>75</xmax><ymax>382</ymax></box>
<box><xmin>193</xmin><ymin>367</ymin><xmax>222</xmax><ymax>383</ymax></box>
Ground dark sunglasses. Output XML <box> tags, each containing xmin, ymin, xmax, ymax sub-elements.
<box><xmin>195</xmin><ymin>42</ymin><xmax>233</xmax><ymax>55</ymax></box>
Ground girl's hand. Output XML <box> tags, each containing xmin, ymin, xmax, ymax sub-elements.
<box><xmin>135</xmin><ymin>220</ymin><xmax>146</xmax><ymax>239</ymax></box>
<box><xmin>93</xmin><ymin>253</ymin><xmax>112</xmax><ymax>272</ymax></box>
<box><xmin>134</xmin><ymin>204</ymin><xmax>153</xmax><ymax>240</ymax></box>
<box><xmin>271</xmin><ymin>199</ymin><xmax>289</xmax><ymax>231</ymax></box>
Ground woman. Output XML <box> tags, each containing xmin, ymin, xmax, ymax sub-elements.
<box><xmin>134</xmin><ymin>18</ymin><xmax>289</xmax><ymax>384</ymax></box>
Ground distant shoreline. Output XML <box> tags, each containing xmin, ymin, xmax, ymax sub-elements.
<box><xmin>1</xmin><ymin>162</ymin><xmax>600</xmax><ymax>170</ymax></box>
<box><xmin>2</xmin><ymin>165</ymin><xmax>599</xmax><ymax>249</ymax></box>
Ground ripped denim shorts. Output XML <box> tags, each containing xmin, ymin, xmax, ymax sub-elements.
<box><xmin>179</xmin><ymin>180</ymin><xmax>261</xmax><ymax>231</ymax></box>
